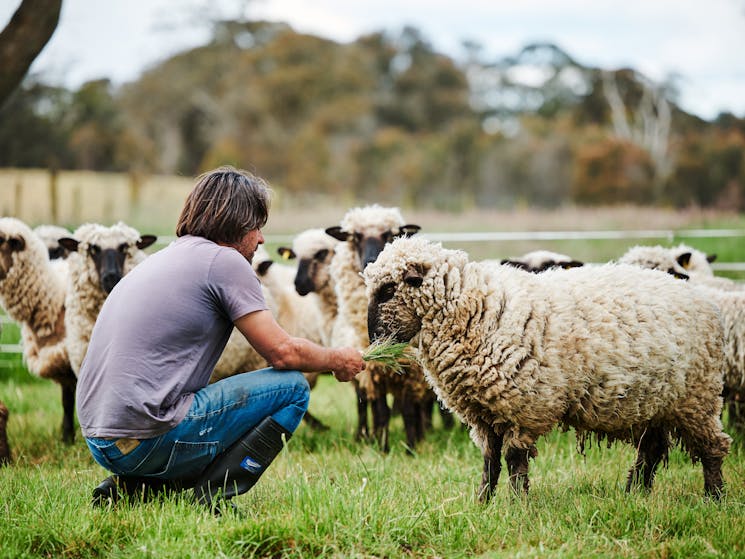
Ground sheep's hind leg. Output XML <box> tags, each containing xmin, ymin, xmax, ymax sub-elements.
<box><xmin>505</xmin><ymin>444</ymin><xmax>535</xmax><ymax>495</ymax></box>
<box><xmin>677</xmin><ymin>412</ymin><xmax>730</xmax><ymax>499</ymax></box>
<box><xmin>626</xmin><ymin>426</ymin><xmax>668</xmax><ymax>493</ymax></box>
<box><xmin>0</xmin><ymin>401</ymin><xmax>11</xmax><ymax>465</ymax></box>
<box><xmin>477</xmin><ymin>429</ymin><xmax>504</xmax><ymax>502</ymax></box>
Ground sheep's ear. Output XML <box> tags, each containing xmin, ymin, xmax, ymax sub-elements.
<box><xmin>58</xmin><ymin>237</ymin><xmax>80</xmax><ymax>252</ymax></box>
<box><xmin>666</xmin><ymin>268</ymin><xmax>689</xmax><ymax>280</ymax></box>
<box><xmin>676</xmin><ymin>252</ymin><xmax>692</xmax><ymax>269</ymax></box>
<box><xmin>403</xmin><ymin>264</ymin><xmax>426</xmax><ymax>287</ymax></box>
<box><xmin>501</xmin><ymin>259</ymin><xmax>529</xmax><ymax>271</ymax></box>
<box><xmin>137</xmin><ymin>235</ymin><xmax>158</xmax><ymax>250</ymax></box>
<box><xmin>6</xmin><ymin>236</ymin><xmax>25</xmax><ymax>251</ymax></box>
<box><xmin>277</xmin><ymin>247</ymin><xmax>296</xmax><ymax>260</ymax></box>
<box><xmin>325</xmin><ymin>226</ymin><xmax>350</xmax><ymax>241</ymax></box>
<box><xmin>707</xmin><ymin>253</ymin><xmax>717</xmax><ymax>264</ymax></box>
<box><xmin>398</xmin><ymin>224</ymin><xmax>421</xmax><ymax>238</ymax></box>
<box><xmin>561</xmin><ymin>260</ymin><xmax>584</xmax><ymax>269</ymax></box>
<box><xmin>256</xmin><ymin>260</ymin><xmax>273</xmax><ymax>276</ymax></box>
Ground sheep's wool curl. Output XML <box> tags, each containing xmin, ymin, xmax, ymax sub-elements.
<box><xmin>292</xmin><ymin>228</ymin><xmax>339</xmax><ymax>257</ymax></box>
<box><xmin>339</xmin><ymin>204</ymin><xmax>405</xmax><ymax>235</ymax></box>
<box><xmin>365</xmin><ymin>236</ymin><xmax>730</xmax><ymax>461</ymax></box>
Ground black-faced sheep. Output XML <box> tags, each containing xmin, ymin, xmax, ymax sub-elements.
<box><xmin>59</xmin><ymin>222</ymin><xmax>157</xmax><ymax>375</ymax></box>
<box><xmin>365</xmin><ymin>236</ymin><xmax>730</xmax><ymax>499</ymax></box>
<box><xmin>277</xmin><ymin>228</ymin><xmax>341</xmax><ymax>347</ymax></box>
<box><xmin>0</xmin><ymin>217</ymin><xmax>77</xmax><ymax>443</ymax></box>
<box><xmin>33</xmin><ymin>224</ymin><xmax>73</xmax><ymax>260</ymax></box>
<box><xmin>500</xmin><ymin>250</ymin><xmax>583</xmax><ymax>273</ymax></box>
<box><xmin>619</xmin><ymin>244</ymin><xmax>743</xmax><ymax>291</ymax></box>
<box><xmin>326</xmin><ymin>205</ymin><xmax>434</xmax><ymax>452</ymax></box>
<box><xmin>618</xmin><ymin>244</ymin><xmax>745</xmax><ymax>434</ymax></box>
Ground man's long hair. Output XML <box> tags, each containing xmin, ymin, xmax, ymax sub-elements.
<box><xmin>176</xmin><ymin>166</ymin><xmax>270</xmax><ymax>244</ymax></box>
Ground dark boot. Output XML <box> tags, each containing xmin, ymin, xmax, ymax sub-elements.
<box><xmin>91</xmin><ymin>475</ymin><xmax>188</xmax><ymax>507</ymax></box>
<box><xmin>193</xmin><ymin>416</ymin><xmax>291</xmax><ymax>510</ymax></box>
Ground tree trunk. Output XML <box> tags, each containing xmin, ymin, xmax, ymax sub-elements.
<box><xmin>0</xmin><ymin>0</ymin><xmax>62</xmax><ymax>107</ymax></box>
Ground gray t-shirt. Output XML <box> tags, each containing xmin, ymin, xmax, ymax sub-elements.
<box><xmin>76</xmin><ymin>235</ymin><xmax>268</xmax><ymax>439</ymax></box>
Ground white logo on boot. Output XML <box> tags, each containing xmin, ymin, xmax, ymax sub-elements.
<box><xmin>240</xmin><ymin>456</ymin><xmax>262</xmax><ymax>473</ymax></box>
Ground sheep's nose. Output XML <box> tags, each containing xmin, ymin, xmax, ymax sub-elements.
<box><xmin>99</xmin><ymin>249</ymin><xmax>123</xmax><ymax>294</ymax></box>
<box><xmin>101</xmin><ymin>272</ymin><xmax>121</xmax><ymax>294</ymax></box>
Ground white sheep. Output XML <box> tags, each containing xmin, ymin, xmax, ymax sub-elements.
<box><xmin>618</xmin><ymin>244</ymin><xmax>745</xmax><ymax>434</ymax></box>
<box><xmin>365</xmin><ymin>236</ymin><xmax>731</xmax><ymax>499</ymax></box>
<box><xmin>33</xmin><ymin>224</ymin><xmax>73</xmax><ymax>260</ymax></box>
<box><xmin>500</xmin><ymin>250</ymin><xmax>583</xmax><ymax>273</ymax></box>
<box><xmin>59</xmin><ymin>222</ymin><xmax>157</xmax><ymax>375</ymax></box>
<box><xmin>619</xmin><ymin>244</ymin><xmax>744</xmax><ymax>291</ymax></box>
<box><xmin>326</xmin><ymin>205</ymin><xmax>434</xmax><ymax>451</ymax></box>
<box><xmin>670</xmin><ymin>243</ymin><xmax>717</xmax><ymax>276</ymax></box>
<box><xmin>0</xmin><ymin>217</ymin><xmax>76</xmax><ymax>443</ymax></box>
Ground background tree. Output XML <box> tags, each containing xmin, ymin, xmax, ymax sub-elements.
<box><xmin>0</xmin><ymin>0</ymin><xmax>62</xmax><ymax>108</ymax></box>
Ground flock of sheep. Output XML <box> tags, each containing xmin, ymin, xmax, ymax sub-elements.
<box><xmin>0</xmin><ymin>205</ymin><xmax>743</xmax><ymax>502</ymax></box>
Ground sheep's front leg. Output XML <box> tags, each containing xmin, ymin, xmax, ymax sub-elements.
<box><xmin>371</xmin><ymin>383</ymin><xmax>391</xmax><ymax>453</ymax></box>
<box><xmin>505</xmin><ymin>444</ymin><xmax>535</xmax><ymax>495</ymax></box>
<box><xmin>60</xmin><ymin>376</ymin><xmax>77</xmax><ymax>444</ymax></box>
<box><xmin>400</xmin><ymin>395</ymin><xmax>425</xmax><ymax>454</ymax></box>
<box><xmin>352</xmin><ymin>380</ymin><xmax>370</xmax><ymax>441</ymax></box>
<box><xmin>478</xmin><ymin>429</ymin><xmax>504</xmax><ymax>502</ymax></box>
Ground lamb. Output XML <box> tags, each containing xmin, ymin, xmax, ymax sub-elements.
<box><xmin>0</xmin><ymin>217</ymin><xmax>76</xmax><ymax>443</ymax></box>
<box><xmin>59</xmin><ymin>222</ymin><xmax>157</xmax><ymax>375</ymax></box>
<box><xmin>33</xmin><ymin>224</ymin><xmax>73</xmax><ymax>260</ymax></box>
<box><xmin>326</xmin><ymin>205</ymin><xmax>434</xmax><ymax>451</ymax></box>
<box><xmin>365</xmin><ymin>236</ymin><xmax>731</xmax><ymax>499</ymax></box>
<box><xmin>500</xmin><ymin>250</ymin><xmax>583</xmax><ymax>273</ymax></box>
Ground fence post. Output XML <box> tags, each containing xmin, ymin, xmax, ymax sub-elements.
<box><xmin>49</xmin><ymin>167</ymin><xmax>58</xmax><ymax>223</ymax></box>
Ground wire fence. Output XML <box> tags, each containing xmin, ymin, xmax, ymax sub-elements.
<box><xmin>2</xmin><ymin>227</ymin><xmax>745</xmax><ymax>358</ymax></box>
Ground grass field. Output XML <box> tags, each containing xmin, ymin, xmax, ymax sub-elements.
<box><xmin>3</xmin><ymin>206</ymin><xmax>745</xmax><ymax>558</ymax></box>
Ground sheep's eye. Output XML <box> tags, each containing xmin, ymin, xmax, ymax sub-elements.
<box><xmin>377</xmin><ymin>282</ymin><xmax>396</xmax><ymax>303</ymax></box>
<box><xmin>118</xmin><ymin>243</ymin><xmax>129</xmax><ymax>254</ymax></box>
<box><xmin>8</xmin><ymin>238</ymin><xmax>23</xmax><ymax>251</ymax></box>
<box><xmin>314</xmin><ymin>249</ymin><xmax>329</xmax><ymax>262</ymax></box>
<box><xmin>88</xmin><ymin>245</ymin><xmax>101</xmax><ymax>256</ymax></box>
<box><xmin>353</xmin><ymin>232</ymin><xmax>363</xmax><ymax>244</ymax></box>
<box><xmin>381</xmin><ymin>231</ymin><xmax>394</xmax><ymax>243</ymax></box>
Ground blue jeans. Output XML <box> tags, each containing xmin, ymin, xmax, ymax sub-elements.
<box><xmin>85</xmin><ymin>368</ymin><xmax>310</xmax><ymax>481</ymax></box>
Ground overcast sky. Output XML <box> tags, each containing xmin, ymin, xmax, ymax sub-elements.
<box><xmin>2</xmin><ymin>0</ymin><xmax>744</xmax><ymax>120</ymax></box>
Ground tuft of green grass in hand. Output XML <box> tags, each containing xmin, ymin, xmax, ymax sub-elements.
<box><xmin>362</xmin><ymin>337</ymin><xmax>416</xmax><ymax>374</ymax></box>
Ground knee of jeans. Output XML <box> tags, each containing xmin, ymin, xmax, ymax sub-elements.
<box><xmin>291</xmin><ymin>372</ymin><xmax>311</xmax><ymax>406</ymax></box>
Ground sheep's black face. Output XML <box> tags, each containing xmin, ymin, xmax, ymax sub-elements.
<box><xmin>367</xmin><ymin>281</ymin><xmax>421</xmax><ymax>344</ymax></box>
<box><xmin>0</xmin><ymin>235</ymin><xmax>25</xmax><ymax>280</ymax></box>
<box><xmin>294</xmin><ymin>248</ymin><xmax>331</xmax><ymax>296</ymax></box>
<box><xmin>91</xmin><ymin>243</ymin><xmax>129</xmax><ymax>294</ymax></box>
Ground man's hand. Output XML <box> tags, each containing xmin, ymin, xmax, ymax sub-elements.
<box><xmin>331</xmin><ymin>347</ymin><xmax>365</xmax><ymax>382</ymax></box>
